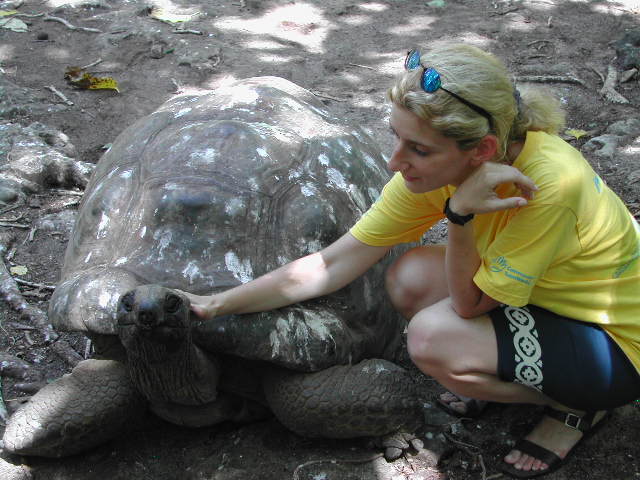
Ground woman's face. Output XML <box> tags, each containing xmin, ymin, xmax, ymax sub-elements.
<box><xmin>387</xmin><ymin>104</ymin><xmax>477</xmax><ymax>193</ymax></box>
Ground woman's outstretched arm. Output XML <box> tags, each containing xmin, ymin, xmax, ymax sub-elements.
<box><xmin>181</xmin><ymin>232</ymin><xmax>392</xmax><ymax>319</ymax></box>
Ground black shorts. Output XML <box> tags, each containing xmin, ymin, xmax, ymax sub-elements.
<box><xmin>490</xmin><ymin>304</ymin><xmax>640</xmax><ymax>411</ymax></box>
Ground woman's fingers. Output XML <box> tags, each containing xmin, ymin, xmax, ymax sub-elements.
<box><xmin>175</xmin><ymin>289</ymin><xmax>216</xmax><ymax>319</ymax></box>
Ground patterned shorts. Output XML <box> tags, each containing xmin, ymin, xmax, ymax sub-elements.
<box><xmin>489</xmin><ymin>304</ymin><xmax>640</xmax><ymax>411</ymax></box>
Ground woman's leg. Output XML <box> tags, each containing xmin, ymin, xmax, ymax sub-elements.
<box><xmin>385</xmin><ymin>245</ymin><xmax>616</xmax><ymax>474</ymax></box>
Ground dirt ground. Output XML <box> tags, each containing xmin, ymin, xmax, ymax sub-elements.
<box><xmin>1</xmin><ymin>0</ymin><xmax>639</xmax><ymax>479</ymax></box>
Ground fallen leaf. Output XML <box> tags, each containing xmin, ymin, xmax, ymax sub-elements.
<box><xmin>64</xmin><ymin>67</ymin><xmax>120</xmax><ymax>92</ymax></box>
<box><xmin>0</xmin><ymin>16</ymin><xmax>27</xmax><ymax>32</ymax></box>
<box><xmin>565</xmin><ymin>128</ymin><xmax>589</xmax><ymax>140</ymax></box>
<box><xmin>0</xmin><ymin>10</ymin><xmax>18</xmax><ymax>16</ymax></box>
<box><xmin>10</xmin><ymin>265</ymin><xmax>28</xmax><ymax>276</ymax></box>
<box><xmin>427</xmin><ymin>0</ymin><xmax>446</xmax><ymax>7</ymax></box>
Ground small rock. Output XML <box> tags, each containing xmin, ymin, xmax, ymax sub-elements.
<box><xmin>0</xmin><ymin>185</ymin><xmax>19</xmax><ymax>204</ymax></box>
<box><xmin>615</xmin><ymin>28</ymin><xmax>640</xmax><ymax>70</ymax></box>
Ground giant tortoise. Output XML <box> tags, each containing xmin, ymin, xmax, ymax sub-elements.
<box><xmin>3</xmin><ymin>77</ymin><xmax>421</xmax><ymax>458</ymax></box>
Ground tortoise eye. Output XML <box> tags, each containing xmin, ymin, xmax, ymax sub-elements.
<box><xmin>120</xmin><ymin>292</ymin><xmax>135</xmax><ymax>312</ymax></box>
<box><xmin>165</xmin><ymin>294</ymin><xmax>181</xmax><ymax>313</ymax></box>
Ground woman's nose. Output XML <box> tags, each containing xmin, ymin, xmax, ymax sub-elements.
<box><xmin>388</xmin><ymin>144</ymin><xmax>407</xmax><ymax>172</ymax></box>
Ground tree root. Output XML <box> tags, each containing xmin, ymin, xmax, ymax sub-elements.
<box><xmin>516</xmin><ymin>75</ymin><xmax>586</xmax><ymax>86</ymax></box>
<box><xmin>600</xmin><ymin>65</ymin><xmax>629</xmax><ymax>104</ymax></box>
<box><xmin>0</xmin><ymin>232</ymin><xmax>82</xmax><ymax>368</ymax></box>
<box><xmin>43</xmin><ymin>14</ymin><xmax>102</xmax><ymax>33</ymax></box>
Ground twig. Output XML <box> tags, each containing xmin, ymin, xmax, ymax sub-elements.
<box><xmin>486</xmin><ymin>474</ymin><xmax>503</xmax><ymax>480</ymax></box>
<box><xmin>516</xmin><ymin>75</ymin><xmax>586</xmax><ymax>86</ymax></box>
<box><xmin>12</xmin><ymin>13</ymin><xmax>45</xmax><ymax>18</ymax></box>
<box><xmin>26</xmin><ymin>226</ymin><xmax>37</xmax><ymax>242</ymax></box>
<box><xmin>45</xmin><ymin>85</ymin><xmax>74</xmax><ymax>106</ymax></box>
<box><xmin>478</xmin><ymin>453</ymin><xmax>488</xmax><ymax>480</ymax></box>
<box><xmin>9</xmin><ymin>321</ymin><xmax>37</xmax><ymax>331</ymax></box>
<box><xmin>39</xmin><ymin>189</ymin><xmax>84</xmax><ymax>196</ymax></box>
<box><xmin>0</xmin><ymin>222</ymin><xmax>30</xmax><ymax>229</ymax></box>
<box><xmin>81</xmin><ymin>58</ymin><xmax>102</xmax><ymax>70</ymax></box>
<box><xmin>293</xmin><ymin>454</ymin><xmax>383</xmax><ymax>480</ymax></box>
<box><xmin>84</xmin><ymin>338</ymin><xmax>92</xmax><ymax>359</ymax></box>
<box><xmin>443</xmin><ymin>432</ymin><xmax>480</xmax><ymax>452</ymax></box>
<box><xmin>172</xmin><ymin>28</ymin><xmax>203</xmax><ymax>35</ymax></box>
<box><xmin>44</xmin><ymin>14</ymin><xmax>102</xmax><ymax>33</ymax></box>
<box><xmin>491</xmin><ymin>6</ymin><xmax>520</xmax><ymax>15</ymax></box>
<box><xmin>0</xmin><ymin>213</ymin><xmax>23</xmax><ymax>223</ymax></box>
<box><xmin>527</xmin><ymin>40</ymin><xmax>553</xmax><ymax>48</ymax></box>
<box><xmin>587</xmin><ymin>63</ymin><xmax>606</xmax><ymax>84</ymax></box>
<box><xmin>170</xmin><ymin>78</ymin><xmax>183</xmax><ymax>94</ymax></box>
<box><xmin>348</xmin><ymin>63</ymin><xmax>375</xmax><ymax>70</ymax></box>
<box><xmin>547</xmin><ymin>16</ymin><xmax>553</xmax><ymax>27</ymax></box>
<box><xmin>620</xmin><ymin>68</ymin><xmax>638</xmax><ymax>83</ymax></box>
<box><xmin>0</xmin><ymin>379</ymin><xmax>8</xmax><ymax>425</ymax></box>
<box><xmin>311</xmin><ymin>91</ymin><xmax>346</xmax><ymax>102</ymax></box>
<box><xmin>600</xmin><ymin>65</ymin><xmax>629</xmax><ymax>104</ymax></box>
<box><xmin>14</xmin><ymin>278</ymin><xmax>56</xmax><ymax>291</ymax></box>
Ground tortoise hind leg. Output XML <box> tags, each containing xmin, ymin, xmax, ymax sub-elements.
<box><xmin>262</xmin><ymin>359</ymin><xmax>422</xmax><ymax>439</ymax></box>
<box><xmin>2</xmin><ymin>359</ymin><xmax>145</xmax><ymax>458</ymax></box>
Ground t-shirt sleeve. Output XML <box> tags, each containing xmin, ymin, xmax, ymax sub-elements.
<box><xmin>350</xmin><ymin>172</ymin><xmax>446</xmax><ymax>246</ymax></box>
<box><xmin>474</xmin><ymin>204</ymin><xmax>581</xmax><ymax>306</ymax></box>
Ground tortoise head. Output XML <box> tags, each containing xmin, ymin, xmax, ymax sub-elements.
<box><xmin>116</xmin><ymin>285</ymin><xmax>191</xmax><ymax>356</ymax></box>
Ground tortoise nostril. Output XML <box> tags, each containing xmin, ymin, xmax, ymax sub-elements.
<box><xmin>138</xmin><ymin>311</ymin><xmax>155</xmax><ymax>327</ymax></box>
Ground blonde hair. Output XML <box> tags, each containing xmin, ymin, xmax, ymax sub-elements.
<box><xmin>388</xmin><ymin>43</ymin><xmax>566</xmax><ymax>162</ymax></box>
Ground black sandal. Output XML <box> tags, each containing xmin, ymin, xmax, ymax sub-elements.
<box><xmin>500</xmin><ymin>407</ymin><xmax>610</xmax><ymax>479</ymax></box>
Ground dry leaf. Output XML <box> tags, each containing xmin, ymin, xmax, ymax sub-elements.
<box><xmin>565</xmin><ymin>128</ymin><xmax>589</xmax><ymax>140</ymax></box>
<box><xmin>0</xmin><ymin>10</ymin><xmax>19</xmax><ymax>16</ymax></box>
<box><xmin>64</xmin><ymin>66</ymin><xmax>120</xmax><ymax>92</ymax></box>
<box><xmin>0</xmin><ymin>16</ymin><xmax>27</xmax><ymax>32</ymax></box>
<box><xmin>10</xmin><ymin>265</ymin><xmax>28</xmax><ymax>276</ymax></box>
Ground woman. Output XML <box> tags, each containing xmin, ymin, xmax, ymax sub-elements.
<box><xmin>182</xmin><ymin>43</ymin><xmax>640</xmax><ymax>478</ymax></box>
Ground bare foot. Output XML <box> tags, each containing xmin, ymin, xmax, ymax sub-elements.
<box><xmin>504</xmin><ymin>410</ymin><xmax>607</xmax><ymax>473</ymax></box>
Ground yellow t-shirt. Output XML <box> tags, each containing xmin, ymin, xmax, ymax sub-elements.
<box><xmin>350</xmin><ymin>131</ymin><xmax>640</xmax><ymax>373</ymax></box>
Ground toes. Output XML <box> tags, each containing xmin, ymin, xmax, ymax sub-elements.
<box><xmin>439</xmin><ymin>391</ymin><xmax>458</xmax><ymax>402</ymax></box>
<box><xmin>504</xmin><ymin>449</ymin><xmax>522</xmax><ymax>464</ymax></box>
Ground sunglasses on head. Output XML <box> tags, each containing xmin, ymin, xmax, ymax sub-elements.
<box><xmin>404</xmin><ymin>49</ymin><xmax>493</xmax><ymax>129</ymax></box>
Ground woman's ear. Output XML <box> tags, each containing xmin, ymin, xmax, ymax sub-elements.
<box><xmin>470</xmin><ymin>135</ymin><xmax>499</xmax><ymax>166</ymax></box>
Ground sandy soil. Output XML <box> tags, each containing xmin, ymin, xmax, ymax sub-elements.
<box><xmin>1</xmin><ymin>0</ymin><xmax>639</xmax><ymax>479</ymax></box>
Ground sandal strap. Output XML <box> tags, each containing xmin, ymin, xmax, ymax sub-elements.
<box><xmin>512</xmin><ymin>439</ymin><xmax>562</xmax><ymax>467</ymax></box>
<box><xmin>543</xmin><ymin>407</ymin><xmax>597</xmax><ymax>433</ymax></box>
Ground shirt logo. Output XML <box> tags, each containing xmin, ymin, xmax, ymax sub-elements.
<box><xmin>489</xmin><ymin>256</ymin><xmax>535</xmax><ymax>285</ymax></box>
<box><xmin>593</xmin><ymin>175</ymin><xmax>603</xmax><ymax>194</ymax></box>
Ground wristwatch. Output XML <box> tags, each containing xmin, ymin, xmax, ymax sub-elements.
<box><xmin>443</xmin><ymin>197</ymin><xmax>474</xmax><ymax>225</ymax></box>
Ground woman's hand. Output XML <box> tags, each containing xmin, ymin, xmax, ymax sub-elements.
<box><xmin>450</xmin><ymin>162</ymin><xmax>538</xmax><ymax>216</ymax></box>
<box><xmin>175</xmin><ymin>290</ymin><xmax>218</xmax><ymax>320</ymax></box>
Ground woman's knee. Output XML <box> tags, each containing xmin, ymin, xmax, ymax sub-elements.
<box><xmin>385</xmin><ymin>245</ymin><xmax>447</xmax><ymax>318</ymax></box>
<box><xmin>406</xmin><ymin>308</ymin><xmax>447</xmax><ymax>373</ymax></box>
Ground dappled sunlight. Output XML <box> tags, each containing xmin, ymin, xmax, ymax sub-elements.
<box><xmin>386</xmin><ymin>15</ymin><xmax>437</xmax><ymax>36</ymax></box>
<box><xmin>359</xmin><ymin>2</ymin><xmax>390</xmax><ymax>13</ymax></box>
<box><xmin>213</xmin><ymin>2</ymin><xmax>333</xmax><ymax>54</ymax></box>
<box><xmin>0</xmin><ymin>44</ymin><xmax>15</xmax><ymax>62</ymax></box>
<box><xmin>43</xmin><ymin>46</ymin><xmax>72</xmax><ymax>61</ymax></box>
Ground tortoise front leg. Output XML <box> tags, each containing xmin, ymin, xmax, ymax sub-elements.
<box><xmin>3</xmin><ymin>359</ymin><xmax>145</xmax><ymax>458</ymax></box>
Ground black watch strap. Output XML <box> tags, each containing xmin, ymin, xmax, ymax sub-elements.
<box><xmin>444</xmin><ymin>197</ymin><xmax>474</xmax><ymax>225</ymax></box>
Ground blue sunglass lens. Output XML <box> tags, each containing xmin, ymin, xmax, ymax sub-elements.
<box><xmin>405</xmin><ymin>49</ymin><xmax>421</xmax><ymax>70</ymax></box>
<box><xmin>421</xmin><ymin>68</ymin><xmax>441</xmax><ymax>93</ymax></box>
